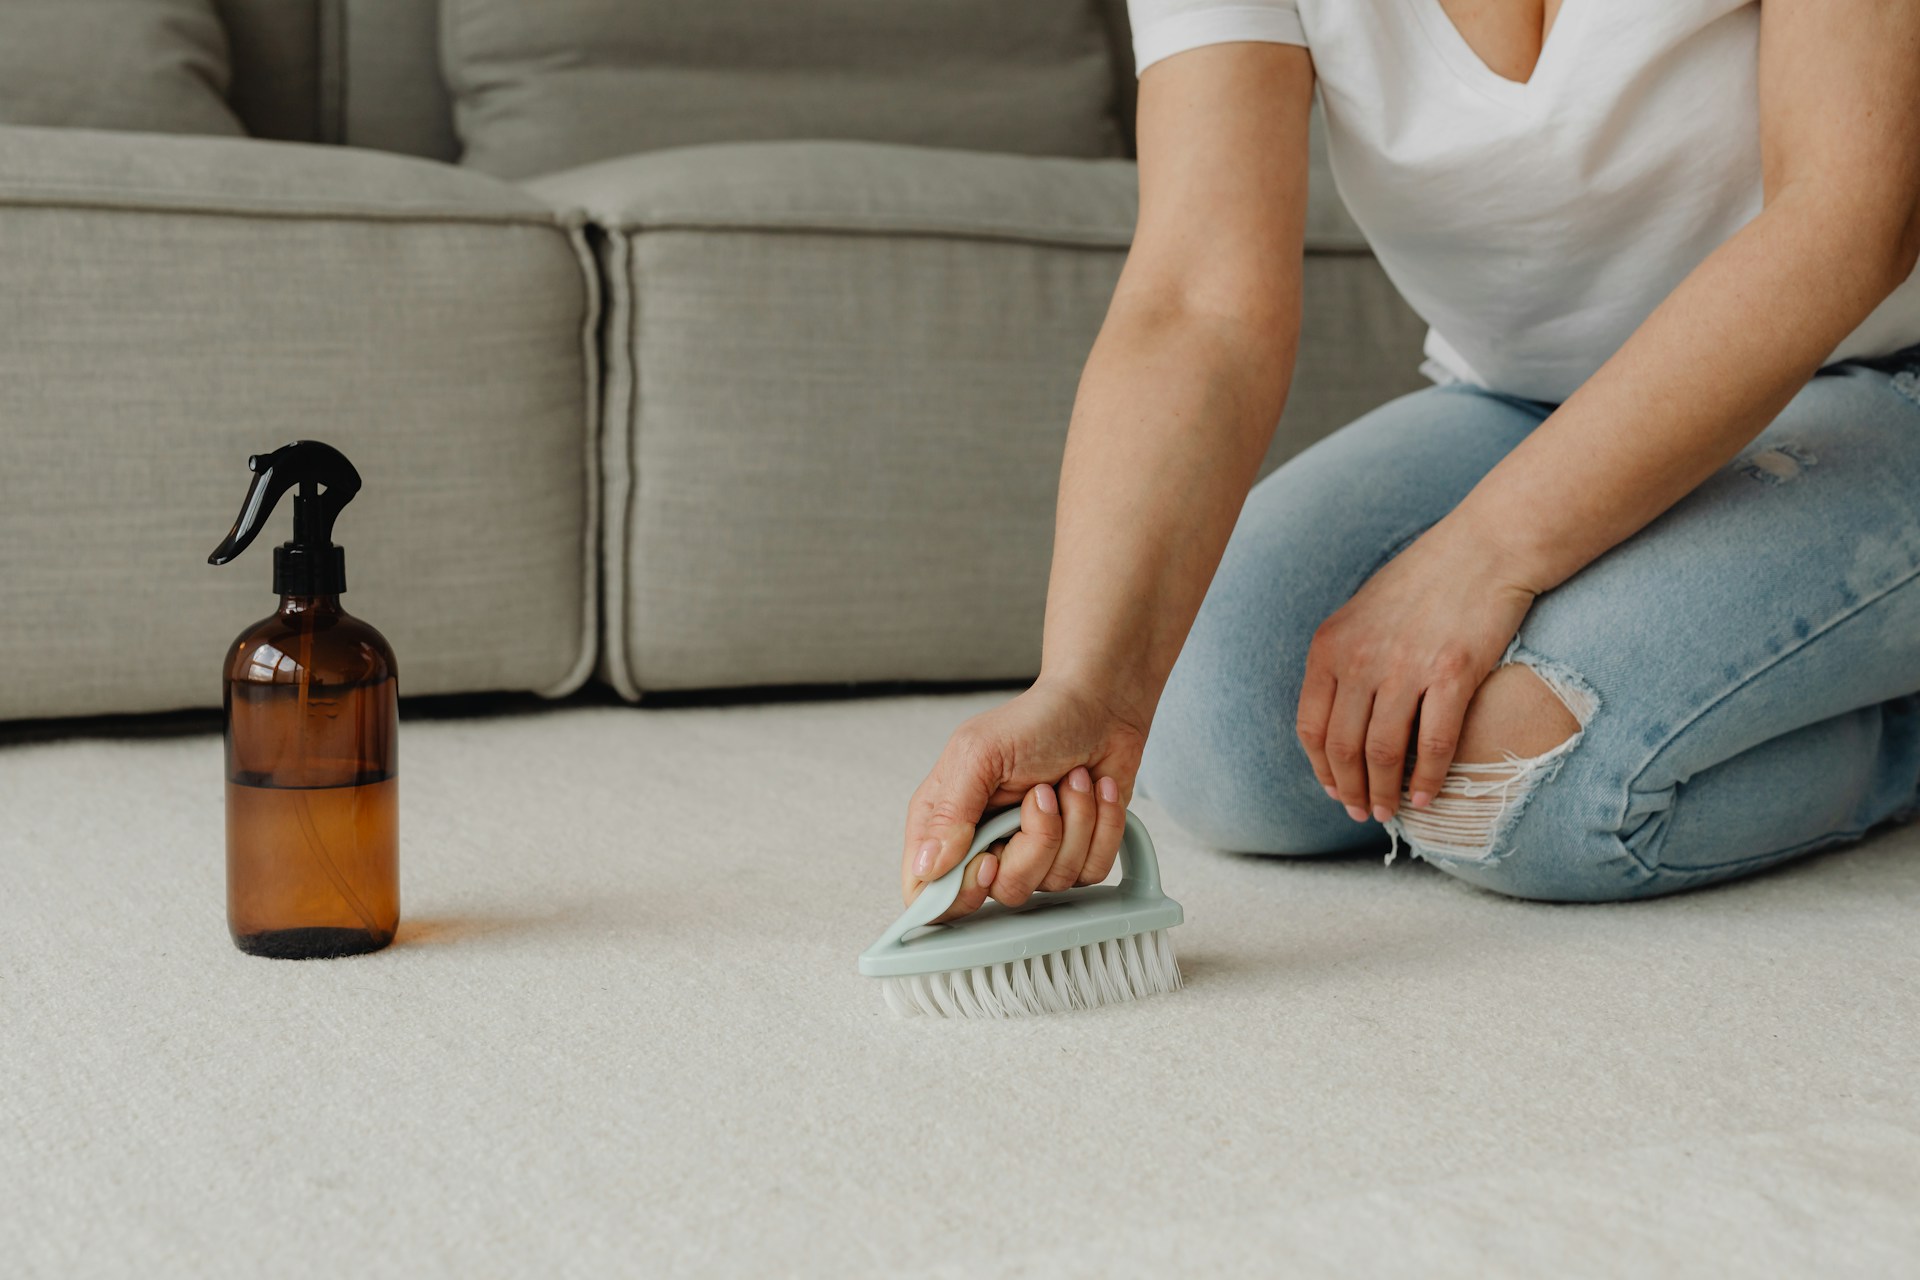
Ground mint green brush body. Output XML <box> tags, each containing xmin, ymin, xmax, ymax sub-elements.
<box><xmin>860</xmin><ymin>807</ymin><xmax>1183</xmax><ymax>1018</ymax></box>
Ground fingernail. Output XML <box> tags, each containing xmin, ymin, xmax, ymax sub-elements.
<box><xmin>914</xmin><ymin>839</ymin><xmax>938</xmax><ymax>877</ymax></box>
<box><xmin>1344</xmin><ymin>804</ymin><xmax>1367</xmax><ymax>822</ymax></box>
<box><xmin>1412</xmin><ymin>790</ymin><xmax>1433</xmax><ymax>809</ymax></box>
<box><xmin>1323</xmin><ymin>784</ymin><xmax>1339</xmax><ymax>801</ymax></box>
<box><xmin>976</xmin><ymin>854</ymin><xmax>997</xmax><ymax>889</ymax></box>
<box><xmin>1097</xmin><ymin>776</ymin><xmax>1119</xmax><ymax>804</ymax></box>
<box><xmin>1068</xmin><ymin>766</ymin><xmax>1092</xmax><ymax>793</ymax></box>
<box><xmin>1372</xmin><ymin>805</ymin><xmax>1392</xmax><ymax>824</ymax></box>
<box><xmin>1035</xmin><ymin>783</ymin><xmax>1058</xmax><ymax>815</ymax></box>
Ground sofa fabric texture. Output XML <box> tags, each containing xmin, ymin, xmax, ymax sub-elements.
<box><xmin>0</xmin><ymin>0</ymin><xmax>244</xmax><ymax>137</ymax></box>
<box><xmin>530</xmin><ymin>142</ymin><xmax>1136</xmax><ymax>694</ymax></box>
<box><xmin>0</xmin><ymin>127</ymin><xmax>599</xmax><ymax>720</ymax></box>
<box><xmin>442</xmin><ymin>0</ymin><xmax>1127</xmax><ymax>179</ymax></box>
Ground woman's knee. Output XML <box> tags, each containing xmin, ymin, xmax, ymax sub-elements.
<box><xmin>1141</xmin><ymin>675</ymin><xmax>1337</xmax><ymax>853</ymax></box>
<box><xmin>1141</xmin><ymin>737</ymin><xmax>1369</xmax><ymax>854</ymax></box>
<box><xmin>1143</xmin><ymin>638</ymin><xmax>1366</xmax><ymax>855</ymax></box>
<box><xmin>1141</xmin><ymin>536</ymin><xmax>1323</xmax><ymax>850</ymax></box>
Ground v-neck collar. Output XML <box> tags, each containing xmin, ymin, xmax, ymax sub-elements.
<box><xmin>1407</xmin><ymin>0</ymin><xmax>1586</xmax><ymax>109</ymax></box>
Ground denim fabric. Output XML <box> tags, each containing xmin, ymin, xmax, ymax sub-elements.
<box><xmin>1140</xmin><ymin>351</ymin><xmax>1920</xmax><ymax>901</ymax></box>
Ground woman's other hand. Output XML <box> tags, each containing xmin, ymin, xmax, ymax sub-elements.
<box><xmin>1296</xmin><ymin>519</ymin><xmax>1538</xmax><ymax>824</ymax></box>
<box><xmin>901</xmin><ymin>681</ymin><xmax>1147</xmax><ymax>922</ymax></box>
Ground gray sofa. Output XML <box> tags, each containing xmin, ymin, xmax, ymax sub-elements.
<box><xmin>0</xmin><ymin>0</ymin><xmax>1427</xmax><ymax>721</ymax></box>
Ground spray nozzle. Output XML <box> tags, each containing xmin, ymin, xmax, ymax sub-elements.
<box><xmin>209</xmin><ymin>440</ymin><xmax>362</xmax><ymax>596</ymax></box>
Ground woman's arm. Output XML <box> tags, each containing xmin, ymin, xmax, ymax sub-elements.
<box><xmin>1041</xmin><ymin>42</ymin><xmax>1316</xmax><ymax>728</ymax></box>
<box><xmin>897</xmin><ymin>42</ymin><xmax>1316</xmax><ymax>912</ymax></box>
<box><xmin>1448</xmin><ymin>0</ymin><xmax>1920</xmax><ymax>595</ymax></box>
<box><xmin>1300</xmin><ymin>0</ymin><xmax>1920</xmax><ymax>823</ymax></box>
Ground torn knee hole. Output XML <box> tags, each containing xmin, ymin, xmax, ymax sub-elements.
<box><xmin>1386</xmin><ymin>653</ymin><xmax>1598</xmax><ymax>866</ymax></box>
<box><xmin>1386</xmin><ymin>755</ymin><xmax>1563</xmax><ymax>864</ymax></box>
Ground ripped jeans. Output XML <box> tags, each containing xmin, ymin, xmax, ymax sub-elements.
<box><xmin>1138</xmin><ymin>350</ymin><xmax>1920</xmax><ymax>901</ymax></box>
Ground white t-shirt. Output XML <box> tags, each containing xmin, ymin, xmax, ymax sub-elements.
<box><xmin>1129</xmin><ymin>0</ymin><xmax>1920</xmax><ymax>402</ymax></box>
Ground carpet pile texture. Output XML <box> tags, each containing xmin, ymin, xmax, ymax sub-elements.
<box><xmin>5</xmin><ymin>693</ymin><xmax>1917</xmax><ymax>1276</ymax></box>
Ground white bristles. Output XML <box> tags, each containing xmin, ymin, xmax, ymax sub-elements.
<box><xmin>878</xmin><ymin>929</ymin><xmax>1183</xmax><ymax>1018</ymax></box>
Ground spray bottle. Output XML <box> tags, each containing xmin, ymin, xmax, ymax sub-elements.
<box><xmin>209</xmin><ymin>441</ymin><xmax>398</xmax><ymax>958</ymax></box>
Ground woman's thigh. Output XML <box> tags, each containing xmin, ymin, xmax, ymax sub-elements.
<box><xmin>1140</xmin><ymin>383</ymin><xmax>1550</xmax><ymax>852</ymax></box>
<box><xmin>1402</xmin><ymin>359</ymin><xmax>1920</xmax><ymax>900</ymax></box>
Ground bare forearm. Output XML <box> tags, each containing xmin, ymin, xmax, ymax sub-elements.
<box><xmin>1038</xmin><ymin>299</ymin><xmax>1296</xmax><ymax>726</ymax></box>
<box><xmin>1449</xmin><ymin>191</ymin><xmax>1917</xmax><ymax>593</ymax></box>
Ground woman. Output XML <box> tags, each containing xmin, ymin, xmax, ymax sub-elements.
<box><xmin>899</xmin><ymin>0</ymin><xmax>1920</xmax><ymax>912</ymax></box>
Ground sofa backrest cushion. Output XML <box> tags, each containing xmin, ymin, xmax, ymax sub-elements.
<box><xmin>1</xmin><ymin>0</ymin><xmax>244</xmax><ymax>136</ymax></box>
<box><xmin>212</xmin><ymin>0</ymin><xmax>323</xmax><ymax>142</ymax></box>
<box><xmin>337</xmin><ymin>0</ymin><xmax>461</xmax><ymax>160</ymax></box>
<box><xmin>211</xmin><ymin>0</ymin><xmax>461</xmax><ymax>157</ymax></box>
<box><xmin>441</xmin><ymin>0</ymin><xmax>1126</xmax><ymax>180</ymax></box>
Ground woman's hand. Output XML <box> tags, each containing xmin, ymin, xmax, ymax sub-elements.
<box><xmin>1297</xmin><ymin>518</ymin><xmax>1538</xmax><ymax>824</ymax></box>
<box><xmin>901</xmin><ymin>679</ymin><xmax>1148</xmax><ymax>922</ymax></box>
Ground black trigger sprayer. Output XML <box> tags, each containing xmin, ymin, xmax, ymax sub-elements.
<box><xmin>208</xmin><ymin>439</ymin><xmax>360</xmax><ymax>595</ymax></box>
<box><xmin>209</xmin><ymin>441</ymin><xmax>400</xmax><ymax>958</ymax></box>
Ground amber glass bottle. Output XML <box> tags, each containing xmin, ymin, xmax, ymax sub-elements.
<box><xmin>210</xmin><ymin>441</ymin><xmax>399</xmax><ymax>958</ymax></box>
<box><xmin>224</xmin><ymin>594</ymin><xmax>398</xmax><ymax>957</ymax></box>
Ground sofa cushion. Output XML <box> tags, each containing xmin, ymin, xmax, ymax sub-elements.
<box><xmin>527</xmin><ymin>141</ymin><xmax>1135</xmax><ymax>694</ymax></box>
<box><xmin>0</xmin><ymin>0</ymin><xmax>244</xmax><ymax>136</ymax></box>
<box><xmin>0</xmin><ymin>127</ymin><xmax>599</xmax><ymax>719</ymax></box>
<box><xmin>442</xmin><ymin>0</ymin><xmax>1125</xmax><ymax>180</ymax></box>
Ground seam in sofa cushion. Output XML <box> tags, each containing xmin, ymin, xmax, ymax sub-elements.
<box><xmin>592</xmin><ymin>215</ymin><xmax>1134</xmax><ymax>252</ymax></box>
<box><xmin>597</xmin><ymin>230</ymin><xmax>642</xmax><ymax>701</ymax></box>
<box><xmin>537</xmin><ymin>216</ymin><xmax>606</xmax><ymax>700</ymax></box>
<box><xmin>0</xmin><ymin>186</ymin><xmax>570</xmax><ymax>228</ymax></box>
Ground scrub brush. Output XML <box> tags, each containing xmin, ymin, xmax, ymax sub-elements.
<box><xmin>859</xmin><ymin>807</ymin><xmax>1184</xmax><ymax>1018</ymax></box>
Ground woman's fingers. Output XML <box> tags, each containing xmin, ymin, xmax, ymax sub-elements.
<box><xmin>1295</xmin><ymin>658</ymin><xmax>1338</xmax><ymax>793</ymax></box>
<box><xmin>1080</xmin><ymin>774</ymin><xmax>1127</xmax><ymax>885</ymax></box>
<box><xmin>1034</xmin><ymin>768</ymin><xmax>1096</xmax><ymax>893</ymax></box>
<box><xmin>992</xmin><ymin>783</ymin><xmax>1069</xmax><ymax>906</ymax></box>
<box><xmin>924</xmin><ymin>763</ymin><xmax>1127</xmax><ymax>917</ymax></box>
<box><xmin>1363</xmin><ymin>685</ymin><xmax>1420</xmax><ymax>821</ymax></box>
<box><xmin>901</xmin><ymin>725</ymin><xmax>1001</xmax><ymax>903</ymax></box>
<box><xmin>929</xmin><ymin>842</ymin><xmax>1003</xmax><ymax>923</ymax></box>
<box><xmin>1322</xmin><ymin>684</ymin><xmax>1376</xmax><ymax>819</ymax></box>
<box><xmin>1404</xmin><ymin>680</ymin><xmax>1472</xmax><ymax>809</ymax></box>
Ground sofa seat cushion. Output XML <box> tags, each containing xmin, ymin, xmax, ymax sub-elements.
<box><xmin>0</xmin><ymin>0</ymin><xmax>244</xmax><ymax>136</ymax></box>
<box><xmin>442</xmin><ymin>0</ymin><xmax>1125</xmax><ymax>180</ymax></box>
<box><xmin>0</xmin><ymin>127</ymin><xmax>600</xmax><ymax>719</ymax></box>
<box><xmin>527</xmin><ymin>141</ymin><xmax>1135</xmax><ymax>696</ymax></box>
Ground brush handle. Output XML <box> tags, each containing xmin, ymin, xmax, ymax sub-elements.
<box><xmin>871</xmin><ymin>806</ymin><xmax>1164</xmax><ymax>952</ymax></box>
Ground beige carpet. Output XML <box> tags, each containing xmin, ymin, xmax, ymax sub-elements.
<box><xmin>4</xmin><ymin>692</ymin><xmax>1917</xmax><ymax>1277</ymax></box>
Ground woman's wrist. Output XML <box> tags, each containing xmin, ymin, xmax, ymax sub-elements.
<box><xmin>1432</xmin><ymin>497</ymin><xmax>1561</xmax><ymax>597</ymax></box>
<box><xmin>1031</xmin><ymin>662</ymin><xmax>1160</xmax><ymax>740</ymax></box>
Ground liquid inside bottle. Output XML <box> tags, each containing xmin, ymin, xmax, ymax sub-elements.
<box><xmin>225</xmin><ymin>595</ymin><xmax>398</xmax><ymax>958</ymax></box>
